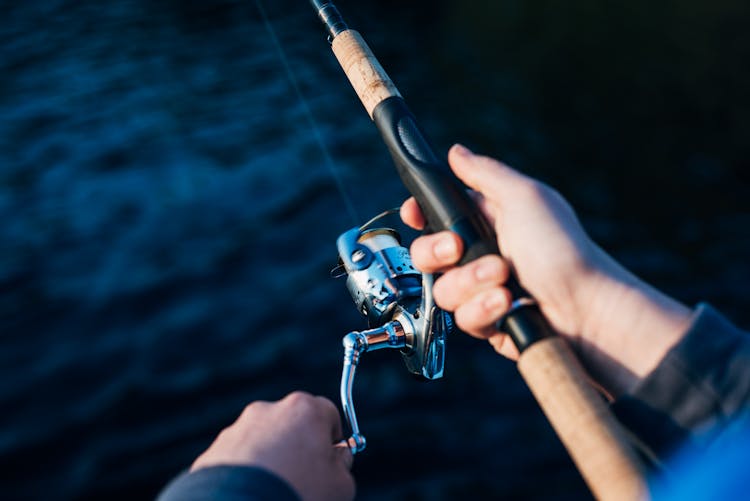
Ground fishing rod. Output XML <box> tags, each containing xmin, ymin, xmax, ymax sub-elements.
<box><xmin>311</xmin><ymin>1</ymin><xmax>648</xmax><ymax>499</ymax></box>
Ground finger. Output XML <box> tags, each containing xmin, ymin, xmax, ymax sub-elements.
<box><xmin>403</xmin><ymin>191</ymin><xmax>496</xmax><ymax>231</ymax></box>
<box><xmin>409</xmin><ymin>231</ymin><xmax>464</xmax><ymax>273</ymax></box>
<box><xmin>448</xmin><ymin>144</ymin><xmax>531</xmax><ymax>207</ymax></box>
<box><xmin>432</xmin><ymin>255</ymin><xmax>510</xmax><ymax>311</ymax></box>
<box><xmin>453</xmin><ymin>287</ymin><xmax>512</xmax><ymax>339</ymax></box>
<box><xmin>234</xmin><ymin>400</ymin><xmax>269</xmax><ymax>426</ymax></box>
<box><xmin>400</xmin><ymin>197</ymin><xmax>425</xmax><ymax>230</ymax></box>
<box><xmin>469</xmin><ymin>190</ymin><xmax>498</xmax><ymax>228</ymax></box>
<box><xmin>488</xmin><ymin>333</ymin><xmax>520</xmax><ymax>360</ymax></box>
<box><xmin>314</xmin><ymin>396</ymin><xmax>345</xmax><ymax>442</ymax></box>
<box><xmin>333</xmin><ymin>443</ymin><xmax>354</xmax><ymax>470</ymax></box>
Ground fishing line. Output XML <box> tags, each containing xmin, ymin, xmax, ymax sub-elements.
<box><xmin>252</xmin><ymin>0</ymin><xmax>360</xmax><ymax>225</ymax></box>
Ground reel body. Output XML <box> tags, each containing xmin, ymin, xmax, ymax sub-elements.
<box><xmin>334</xmin><ymin>218</ymin><xmax>453</xmax><ymax>453</ymax></box>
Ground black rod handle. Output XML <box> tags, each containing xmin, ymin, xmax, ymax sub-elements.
<box><xmin>372</xmin><ymin>96</ymin><xmax>553</xmax><ymax>351</ymax></box>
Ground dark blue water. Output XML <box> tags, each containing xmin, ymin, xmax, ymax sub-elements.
<box><xmin>2</xmin><ymin>1</ymin><xmax>749</xmax><ymax>499</ymax></box>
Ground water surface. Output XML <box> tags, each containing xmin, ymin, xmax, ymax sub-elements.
<box><xmin>2</xmin><ymin>1</ymin><xmax>749</xmax><ymax>499</ymax></box>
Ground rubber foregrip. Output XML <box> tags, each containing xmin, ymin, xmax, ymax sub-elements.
<box><xmin>518</xmin><ymin>337</ymin><xmax>649</xmax><ymax>500</ymax></box>
<box><xmin>372</xmin><ymin>97</ymin><xmax>498</xmax><ymax>265</ymax></box>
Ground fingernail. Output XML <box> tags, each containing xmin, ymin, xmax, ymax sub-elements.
<box><xmin>483</xmin><ymin>291</ymin><xmax>507</xmax><ymax>312</ymax></box>
<box><xmin>452</xmin><ymin>143</ymin><xmax>472</xmax><ymax>157</ymax></box>
<box><xmin>434</xmin><ymin>236</ymin><xmax>457</xmax><ymax>260</ymax></box>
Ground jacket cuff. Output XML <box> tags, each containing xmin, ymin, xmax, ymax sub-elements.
<box><xmin>158</xmin><ymin>465</ymin><xmax>300</xmax><ymax>501</ymax></box>
<box><xmin>612</xmin><ymin>303</ymin><xmax>750</xmax><ymax>459</ymax></box>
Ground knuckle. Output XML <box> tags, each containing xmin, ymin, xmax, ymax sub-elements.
<box><xmin>458</xmin><ymin>265</ymin><xmax>477</xmax><ymax>289</ymax></box>
<box><xmin>432</xmin><ymin>274</ymin><xmax>457</xmax><ymax>310</ymax></box>
<box><xmin>479</xmin><ymin>255</ymin><xmax>506</xmax><ymax>279</ymax></box>
<box><xmin>409</xmin><ymin>238</ymin><xmax>431</xmax><ymax>268</ymax></box>
<box><xmin>490</xmin><ymin>287</ymin><xmax>512</xmax><ymax>309</ymax></box>
<box><xmin>454</xmin><ymin>290</ymin><xmax>508</xmax><ymax>339</ymax></box>
<box><xmin>215</xmin><ymin>423</ymin><xmax>238</xmax><ymax>444</ymax></box>
<box><xmin>515</xmin><ymin>177</ymin><xmax>548</xmax><ymax>203</ymax></box>
<box><xmin>454</xmin><ymin>307</ymin><xmax>479</xmax><ymax>335</ymax></box>
<box><xmin>215</xmin><ymin>428</ymin><xmax>229</xmax><ymax>442</ymax></box>
<box><xmin>284</xmin><ymin>391</ymin><xmax>329</xmax><ymax>419</ymax></box>
<box><xmin>284</xmin><ymin>390</ymin><xmax>314</xmax><ymax>407</ymax></box>
<box><xmin>241</xmin><ymin>401</ymin><xmax>263</xmax><ymax>416</ymax></box>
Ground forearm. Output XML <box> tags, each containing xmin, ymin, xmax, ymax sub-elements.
<box><xmin>576</xmin><ymin>246</ymin><xmax>693</xmax><ymax>398</ymax></box>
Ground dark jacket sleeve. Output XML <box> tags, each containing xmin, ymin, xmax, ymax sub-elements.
<box><xmin>157</xmin><ymin>465</ymin><xmax>300</xmax><ymax>501</ymax></box>
<box><xmin>612</xmin><ymin>303</ymin><xmax>750</xmax><ymax>461</ymax></box>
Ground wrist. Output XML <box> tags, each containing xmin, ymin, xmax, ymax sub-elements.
<box><xmin>575</xmin><ymin>246</ymin><xmax>693</xmax><ymax>397</ymax></box>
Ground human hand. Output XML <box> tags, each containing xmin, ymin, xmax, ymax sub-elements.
<box><xmin>402</xmin><ymin>144</ymin><xmax>692</xmax><ymax>397</ymax></box>
<box><xmin>191</xmin><ymin>392</ymin><xmax>355</xmax><ymax>501</ymax></box>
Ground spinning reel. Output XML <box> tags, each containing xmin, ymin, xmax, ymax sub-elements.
<box><xmin>333</xmin><ymin>210</ymin><xmax>453</xmax><ymax>453</ymax></box>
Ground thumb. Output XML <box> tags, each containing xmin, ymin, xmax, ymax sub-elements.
<box><xmin>447</xmin><ymin>144</ymin><xmax>530</xmax><ymax>206</ymax></box>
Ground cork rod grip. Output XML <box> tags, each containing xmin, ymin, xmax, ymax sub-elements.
<box><xmin>517</xmin><ymin>337</ymin><xmax>649</xmax><ymax>501</ymax></box>
<box><xmin>331</xmin><ymin>30</ymin><xmax>401</xmax><ymax>118</ymax></box>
